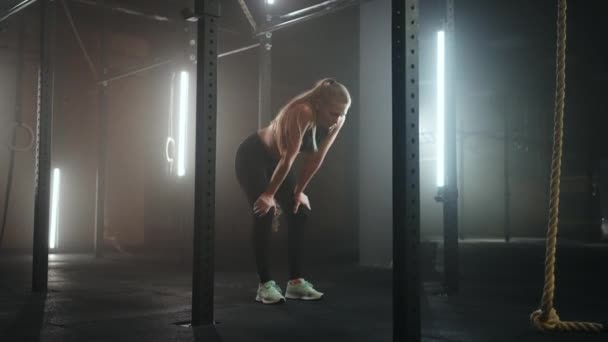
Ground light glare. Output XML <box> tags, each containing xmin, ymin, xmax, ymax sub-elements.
<box><xmin>436</xmin><ymin>31</ymin><xmax>445</xmax><ymax>188</ymax></box>
<box><xmin>177</xmin><ymin>71</ymin><xmax>189</xmax><ymax>177</ymax></box>
<box><xmin>49</xmin><ymin>168</ymin><xmax>61</xmax><ymax>249</ymax></box>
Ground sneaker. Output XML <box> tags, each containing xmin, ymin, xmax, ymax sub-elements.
<box><xmin>285</xmin><ymin>278</ymin><xmax>324</xmax><ymax>301</ymax></box>
<box><xmin>256</xmin><ymin>280</ymin><xmax>286</xmax><ymax>304</ymax></box>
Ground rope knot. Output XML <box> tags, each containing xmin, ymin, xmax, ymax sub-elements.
<box><xmin>530</xmin><ymin>308</ymin><xmax>561</xmax><ymax>331</ymax></box>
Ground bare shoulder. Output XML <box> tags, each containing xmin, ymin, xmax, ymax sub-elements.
<box><xmin>289</xmin><ymin>102</ymin><xmax>314</xmax><ymax>122</ymax></box>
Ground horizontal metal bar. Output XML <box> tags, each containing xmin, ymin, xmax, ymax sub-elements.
<box><xmin>257</xmin><ymin>0</ymin><xmax>364</xmax><ymax>36</ymax></box>
<box><xmin>61</xmin><ymin>0</ymin><xmax>98</xmax><ymax>79</ymax></box>
<box><xmin>68</xmin><ymin>0</ymin><xmax>237</xmax><ymax>34</ymax></box>
<box><xmin>0</xmin><ymin>0</ymin><xmax>38</xmax><ymax>23</ymax></box>
<box><xmin>218</xmin><ymin>43</ymin><xmax>259</xmax><ymax>59</ymax></box>
<box><xmin>70</xmin><ymin>0</ymin><xmax>172</xmax><ymax>22</ymax></box>
<box><xmin>237</xmin><ymin>0</ymin><xmax>256</xmax><ymax>32</ymax></box>
<box><xmin>97</xmin><ymin>59</ymin><xmax>172</xmax><ymax>85</ymax></box>
<box><xmin>279</xmin><ymin>0</ymin><xmax>344</xmax><ymax>20</ymax></box>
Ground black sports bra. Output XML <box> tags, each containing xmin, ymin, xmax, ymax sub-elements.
<box><xmin>300</xmin><ymin>126</ymin><xmax>329</xmax><ymax>152</ymax></box>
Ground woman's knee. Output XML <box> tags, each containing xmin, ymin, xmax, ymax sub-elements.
<box><xmin>290</xmin><ymin>206</ymin><xmax>310</xmax><ymax>221</ymax></box>
<box><xmin>253</xmin><ymin>207</ymin><xmax>276</xmax><ymax>227</ymax></box>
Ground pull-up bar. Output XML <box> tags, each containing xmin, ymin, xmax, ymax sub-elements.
<box><xmin>278</xmin><ymin>0</ymin><xmax>351</xmax><ymax>21</ymax></box>
<box><xmin>218</xmin><ymin>43</ymin><xmax>260</xmax><ymax>59</ymax></box>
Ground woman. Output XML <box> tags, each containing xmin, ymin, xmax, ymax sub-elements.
<box><xmin>235</xmin><ymin>78</ymin><xmax>351</xmax><ymax>304</ymax></box>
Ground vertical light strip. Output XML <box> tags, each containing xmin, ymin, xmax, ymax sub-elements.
<box><xmin>436</xmin><ymin>30</ymin><xmax>446</xmax><ymax>188</ymax></box>
<box><xmin>49</xmin><ymin>168</ymin><xmax>61</xmax><ymax>249</ymax></box>
<box><xmin>177</xmin><ymin>71</ymin><xmax>189</xmax><ymax>177</ymax></box>
<box><xmin>166</xmin><ymin>72</ymin><xmax>175</xmax><ymax>164</ymax></box>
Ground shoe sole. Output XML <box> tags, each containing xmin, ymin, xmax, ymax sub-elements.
<box><xmin>256</xmin><ymin>295</ymin><xmax>286</xmax><ymax>305</ymax></box>
<box><xmin>285</xmin><ymin>294</ymin><xmax>324</xmax><ymax>301</ymax></box>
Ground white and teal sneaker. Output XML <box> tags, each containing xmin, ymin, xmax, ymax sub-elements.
<box><xmin>285</xmin><ymin>278</ymin><xmax>324</xmax><ymax>301</ymax></box>
<box><xmin>256</xmin><ymin>280</ymin><xmax>286</xmax><ymax>304</ymax></box>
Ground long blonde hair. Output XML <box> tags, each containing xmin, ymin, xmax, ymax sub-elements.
<box><xmin>271</xmin><ymin>78</ymin><xmax>351</xmax><ymax>154</ymax></box>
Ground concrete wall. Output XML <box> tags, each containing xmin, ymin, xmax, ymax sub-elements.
<box><xmin>0</xmin><ymin>15</ymin><xmax>40</xmax><ymax>252</ymax></box>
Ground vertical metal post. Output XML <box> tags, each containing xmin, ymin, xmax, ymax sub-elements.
<box><xmin>458</xmin><ymin>120</ymin><xmax>465</xmax><ymax>240</ymax></box>
<box><xmin>32</xmin><ymin>0</ymin><xmax>56</xmax><ymax>293</ymax></box>
<box><xmin>258</xmin><ymin>3</ymin><xmax>272</xmax><ymax>129</ymax></box>
<box><xmin>192</xmin><ymin>0</ymin><xmax>219</xmax><ymax>327</ymax></box>
<box><xmin>504</xmin><ymin>98</ymin><xmax>511</xmax><ymax>242</ymax></box>
<box><xmin>392</xmin><ymin>1</ymin><xmax>420</xmax><ymax>341</ymax></box>
<box><xmin>95</xmin><ymin>7</ymin><xmax>108</xmax><ymax>258</ymax></box>
<box><xmin>443</xmin><ymin>0</ymin><xmax>459</xmax><ymax>296</ymax></box>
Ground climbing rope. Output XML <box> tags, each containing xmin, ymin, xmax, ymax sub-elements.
<box><xmin>529</xmin><ymin>0</ymin><xmax>604</xmax><ymax>333</ymax></box>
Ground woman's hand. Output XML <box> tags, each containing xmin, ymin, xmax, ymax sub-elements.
<box><xmin>293</xmin><ymin>192</ymin><xmax>311</xmax><ymax>214</ymax></box>
<box><xmin>253</xmin><ymin>192</ymin><xmax>276</xmax><ymax>217</ymax></box>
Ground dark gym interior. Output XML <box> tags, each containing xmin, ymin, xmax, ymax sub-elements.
<box><xmin>1</xmin><ymin>0</ymin><xmax>608</xmax><ymax>341</ymax></box>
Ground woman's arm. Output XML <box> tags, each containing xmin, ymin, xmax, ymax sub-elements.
<box><xmin>264</xmin><ymin>105</ymin><xmax>312</xmax><ymax>196</ymax></box>
<box><xmin>294</xmin><ymin>115</ymin><xmax>346</xmax><ymax>194</ymax></box>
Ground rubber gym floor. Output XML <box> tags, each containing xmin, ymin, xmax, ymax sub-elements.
<box><xmin>1</xmin><ymin>239</ymin><xmax>608</xmax><ymax>342</ymax></box>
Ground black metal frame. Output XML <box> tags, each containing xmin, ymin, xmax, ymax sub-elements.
<box><xmin>0</xmin><ymin>0</ymin><xmax>38</xmax><ymax>23</ymax></box>
<box><xmin>32</xmin><ymin>0</ymin><xmax>55</xmax><ymax>292</ymax></box>
<box><xmin>257</xmin><ymin>1</ymin><xmax>272</xmax><ymax>129</ymax></box>
<box><xmin>504</xmin><ymin>95</ymin><xmax>511</xmax><ymax>243</ymax></box>
<box><xmin>94</xmin><ymin>5</ymin><xmax>108</xmax><ymax>258</ymax></box>
<box><xmin>191</xmin><ymin>0</ymin><xmax>219</xmax><ymax>327</ymax></box>
<box><xmin>392</xmin><ymin>0</ymin><xmax>421</xmax><ymax>340</ymax></box>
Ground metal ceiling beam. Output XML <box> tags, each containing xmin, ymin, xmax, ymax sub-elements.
<box><xmin>256</xmin><ymin>0</ymin><xmax>365</xmax><ymax>36</ymax></box>
<box><xmin>279</xmin><ymin>0</ymin><xmax>345</xmax><ymax>20</ymax></box>
<box><xmin>70</xmin><ymin>0</ymin><xmax>172</xmax><ymax>22</ymax></box>
<box><xmin>0</xmin><ymin>0</ymin><xmax>38</xmax><ymax>24</ymax></box>
<box><xmin>69</xmin><ymin>0</ymin><xmax>238</xmax><ymax>35</ymax></box>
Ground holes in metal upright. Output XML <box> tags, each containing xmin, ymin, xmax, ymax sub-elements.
<box><xmin>32</xmin><ymin>0</ymin><xmax>56</xmax><ymax>293</ymax></box>
<box><xmin>192</xmin><ymin>0</ymin><xmax>219</xmax><ymax>326</ymax></box>
<box><xmin>392</xmin><ymin>0</ymin><xmax>420</xmax><ymax>341</ymax></box>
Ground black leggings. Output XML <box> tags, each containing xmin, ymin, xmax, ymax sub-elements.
<box><xmin>235</xmin><ymin>132</ymin><xmax>309</xmax><ymax>284</ymax></box>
